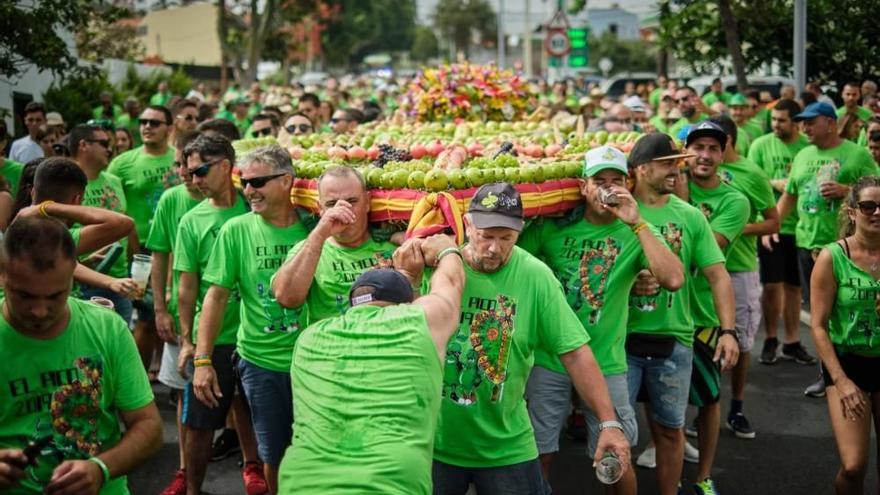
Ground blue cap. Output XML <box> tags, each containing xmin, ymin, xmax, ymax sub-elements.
<box><xmin>794</xmin><ymin>102</ymin><xmax>837</xmax><ymax>121</ymax></box>
<box><xmin>685</xmin><ymin>121</ymin><xmax>727</xmax><ymax>151</ymax></box>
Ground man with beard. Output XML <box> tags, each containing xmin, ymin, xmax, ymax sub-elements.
<box><xmin>837</xmin><ymin>82</ymin><xmax>873</xmax><ymax>124</ymax></box>
<box><xmin>669</xmin><ymin>87</ymin><xmax>708</xmax><ymax>139</ymax></box>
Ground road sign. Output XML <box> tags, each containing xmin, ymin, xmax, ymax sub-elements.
<box><xmin>545</xmin><ymin>28</ymin><xmax>571</xmax><ymax>57</ymax></box>
<box><xmin>568</xmin><ymin>27</ymin><xmax>588</xmax><ymax>68</ymax></box>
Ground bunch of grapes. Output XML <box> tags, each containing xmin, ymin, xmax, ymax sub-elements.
<box><xmin>373</xmin><ymin>144</ymin><xmax>412</xmax><ymax>168</ymax></box>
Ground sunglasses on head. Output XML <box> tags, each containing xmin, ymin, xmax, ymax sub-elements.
<box><xmin>251</xmin><ymin>127</ymin><xmax>274</xmax><ymax>137</ymax></box>
<box><xmin>85</xmin><ymin>138</ymin><xmax>110</xmax><ymax>149</ymax></box>
<box><xmin>857</xmin><ymin>201</ymin><xmax>880</xmax><ymax>215</ymax></box>
<box><xmin>140</xmin><ymin>118</ymin><xmax>167</xmax><ymax>128</ymax></box>
<box><xmin>189</xmin><ymin>158</ymin><xmax>225</xmax><ymax>178</ymax></box>
<box><xmin>240</xmin><ymin>173</ymin><xmax>286</xmax><ymax>189</ymax></box>
<box><xmin>285</xmin><ymin>124</ymin><xmax>312</xmax><ymax>133</ymax></box>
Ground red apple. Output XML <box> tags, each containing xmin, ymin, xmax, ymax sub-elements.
<box><xmin>410</xmin><ymin>143</ymin><xmax>428</xmax><ymax>159</ymax></box>
<box><xmin>367</xmin><ymin>145</ymin><xmax>380</xmax><ymax>160</ymax></box>
<box><xmin>348</xmin><ymin>145</ymin><xmax>367</xmax><ymax>160</ymax></box>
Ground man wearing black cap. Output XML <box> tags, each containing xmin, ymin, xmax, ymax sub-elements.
<box><xmin>776</xmin><ymin>101</ymin><xmax>878</xmax><ymax>398</ymax></box>
<box><xmin>626</xmin><ymin>133</ymin><xmax>739</xmax><ymax>495</ymax></box>
<box><xmin>518</xmin><ymin>148</ymin><xmax>685</xmax><ymax>495</ymax></box>
<box><xmin>431</xmin><ymin>182</ymin><xmax>631</xmax><ymax>495</ymax></box>
<box><xmin>680</xmin><ymin>121</ymin><xmax>749</xmax><ymax>495</ymax></box>
<box><xmin>277</xmin><ymin>235</ymin><xmax>465</xmax><ymax>494</ymax></box>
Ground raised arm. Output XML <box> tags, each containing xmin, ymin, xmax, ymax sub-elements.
<box><xmin>413</xmin><ymin>235</ymin><xmax>465</xmax><ymax>358</ymax></box>
<box><xmin>18</xmin><ymin>202</ymin><xmax>134</xmax><ymax>255</ymax></box>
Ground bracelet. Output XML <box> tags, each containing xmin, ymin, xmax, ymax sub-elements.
<box><xmin>88</xmin><ymin>456</ymin><xmax>110</xmax><ymax>485</ymax></box>
<box><xmin>38</xmin><ymin>200</ymin><xmax>55</xmax><ymax>217</ymax></box>
<box><xmin>630</xmin><ymin>221</ymin><xmax>648</xmax><ymax>235</ymax></box>
<box><xmin>437</xmin><ymin>247</ymin><xmax>462</xmax><ymax>263</ymax></box>
<box><xmin>193</xmin><ymin>359</ymin><xmax>213</xmax><ymax>368</ymax></box>
<box><xmin>194</xmin><ymin>354</ymin><xmax>212</xmax><ymax>361</ymax></box>
<box><xmin>719</xmin><ymin>329</ymin><xmax>737</xmax><ymax>339</ymax></box>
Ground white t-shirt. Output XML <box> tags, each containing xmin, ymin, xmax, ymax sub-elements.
<box><xmin>9</xmin><ymin>136</ymin><xmax>43</xmax><ymax>163</ymax></box>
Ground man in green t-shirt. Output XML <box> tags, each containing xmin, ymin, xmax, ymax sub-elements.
<box><xmin>624</xmin><ymin>133</ymin><xmax>738</xmax><ymax>495</ymax></box>
<box><xmin>747</xmin><ymin>100</ymin><xmax>815</xmax><ymax>367</ymax></box>
<box><xmin>669</xmin><ymin>87</ymin><xmax>710</xmax><ymax>140</ymax></box>
<box><xmin>0</xmin><ymin>217</ymin><xmax>161</xmax><ymax>495</ymax></box>
<box><xmin>837</xmin><ymin>82</ymin><xmax>873</xmax><ymax>124</ymax></box>
<box><xmin>778</xmin><ymin>101</ymin><xmax>879</xmax><ymax>398</ymax></box>
<box><xmin>431</xmin><ymin>182</ymin><xmax>631</xmax><ymax>494</ymax></box>
<box><xmin>518</xmin><ymin>147</ymin><xmax>685</xmax><ymax>494</ymax></box>
<box><xmin>711</xmin><ymin>114</ymin><xmax>781</xmax><ymax>440</ymax></box>
<box><xmin>701</xmin><ymin>78</ymin><xmax>733</xmax><ymax>108</ymax></box>
<box><xmin>278</xmin><ymin>237</ymin><xmax>466</xmax><ymax>494</ymax></box>
<box><xmin>150</xmin><ymin>81</ymin><xmax>172</xmax><ymax>107</ymax></box>
<box><xmin>194</xmin><ymin>146</ymin><xmax>308</xmax><ymax>494</ymax></box>
<box><xmin>173</xmin><ymin>134</ymin><xmax>266</xmax><ymax>495</ymax></box>
<box><xmin>729</xmin><ymin>94</ymin><xmax>764</xmax><ymax>153</ymax></box>
<box><xmin>273</xmin><ymin>166</ymin><xmax>396</xmax><ymax>322</ymax></box>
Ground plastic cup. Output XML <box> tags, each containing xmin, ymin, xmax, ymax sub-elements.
<box><xmin>596</xmin><ymin>452</ymin><xmax>623</xmax><ymax>485</ymax></box>
<box><xmin>89</xmin><ymin>296</ymin><xmax>115</xmax><ymax>310</ymax></box>
<box><xmin>130</xmin><ymin>254</ymin><xmax>152</xmax><ymax>299</ymax></box>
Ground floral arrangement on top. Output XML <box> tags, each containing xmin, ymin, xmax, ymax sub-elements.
<box><xmin>402</xmin><ymin>63</ymin><xmax>531</xmax><ymax>123</ymax></box>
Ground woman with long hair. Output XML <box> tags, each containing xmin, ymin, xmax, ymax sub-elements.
<box><xmin>811</xmin><ymin>175</ymin><xmax>880</xmax><ymax>494</ymax></box>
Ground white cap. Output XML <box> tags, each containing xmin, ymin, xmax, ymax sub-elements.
<box><xmin>623</xmin><ymin>96</ymin><xmax>647</xmax><ymax>113</ymax></box>
<box><xmin>584</xmin><ymin>145</ymin><xmax>629</xmax><ymax>177</ymax></box>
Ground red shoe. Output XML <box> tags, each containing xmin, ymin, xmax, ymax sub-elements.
<box><xmin>159</xmin><ymin>469</ymin><xmax>186</xmax><ymax>495</ymax></box>
<box><xmin>242</xmin><ymin>462</ymin><xmax>269</xmax><ymax>495</ymax></box>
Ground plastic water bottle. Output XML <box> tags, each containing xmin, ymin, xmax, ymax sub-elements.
<box><xmin>596</xmin><ymin>452</ymin><xmax>623</xmax><ymax>485</ymax></box>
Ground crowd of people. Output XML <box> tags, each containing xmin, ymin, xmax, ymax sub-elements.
<box><xmin>0</xmin><ymin>70</ymin><xmax>878</xmax><ymax>495</ymax></box>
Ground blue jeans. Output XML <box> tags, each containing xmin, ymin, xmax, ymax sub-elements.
<box><xmin>626</xmin><ymin>340</ymin><xmax>693</xmax><ymax>428</ymax></box>
<box><xmin>236</xmin><ymin>357</ymin><xmax>293</xmax><ymax>466</ymax></box>
<box><xmin>432</xmin><ymin>459</ymin><xmax>550</xmax><ymax>495</ymax></box>
<box><xmin>79</xmin><ymin>287</ymin><xmax>133</xmax><ymax>328</ymax></box>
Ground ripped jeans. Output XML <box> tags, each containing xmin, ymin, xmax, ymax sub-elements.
<box><xmin>626</xmin><ymin>340</ymin><xmax>693</xmax><ymax>429</ymax></box>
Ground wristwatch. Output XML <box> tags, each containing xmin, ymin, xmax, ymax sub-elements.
<box><xmin>598</xmin><ymin>420</ymin><xmax>625</xmax><ymax>433</ymax></box>
<box><xmin>719</xmin><ymin>329</ymin><xmax>737</xmax><ymax>339</ymax></box>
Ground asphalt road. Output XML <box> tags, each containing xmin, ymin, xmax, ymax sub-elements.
<box><xmin>128</xmin><ymin>320</ymin><xmax>877</xmax><ymax>494</ymax></box>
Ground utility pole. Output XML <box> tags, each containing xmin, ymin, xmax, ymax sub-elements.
<box><xmin>498</xmin><ymin>0</ymin><xmax>506</xmax><ymax>68</ymax></box>
<box><xmin>793</xmin><ymin>0</ymin><xmax>807</xmax><ymax>90</ymax></box>
<box><xmin>524</xmin><ymin>0</ymin><xmax>532</xmax><ymax>77</ymax></box>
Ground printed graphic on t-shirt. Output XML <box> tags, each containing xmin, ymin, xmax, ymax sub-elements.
<box><xmin>802</xmin><ymin>160</ymin><xmax>840</xmax><ymax>215</ymax></box>
<box><xmin>85</xmin><ymin>185</ymin><xmax>122</xmax><ymax>212</ymax></box>
<box><xmin>443</xmin><ymin>294</ymin><xmax>517</xmax><ymax>406</ymax></box>
<box><xmin>576</xmin><ymin>237</ymin><xmax>620</xmax><ymax>324</ymax></box>
<box><xmin>330</xmin><ymin>251</ymin><xmax>394</xmax><ymax>315</ymax></box>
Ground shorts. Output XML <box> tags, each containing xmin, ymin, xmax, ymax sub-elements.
<box><xmin>584</xmin><ymin>373</ymin><xmax>638</xmax><ymax>458</ymax></box>
<box><xmin>181</xmin><ymin>344</ymin><xmax>237</xmax><ymax>430</ymax></box>
<box><xmin>237</xmin><ymin>358</ymin><xmax>294</xmax><ymax>466</ymax></box>
<box><xmin>79</xmin><ymin>287</ymin><xmax>134</xmax><ymax>328</ymax></box>
<box><xmin>758</xmin><ymin>233</ymin><xmax>800</xmax><ymax>286</ymax></box>
<box><xmin>432</xmin><ymin>458</ymin><xmax>550</xmax><ymax>495</ymax></box>
<box><xmin>689</xmin><ymin>327</ymin><xmax>721</xmax><ymax>407</ymax></box>
<box><xmin>821</xmin><ymin>349</ymin><xmax>880</xmax><ymax>393</ymax></box>
<box><xmin>525</xmin><ymin>366</ymin><xmax>572</xmax><ymax>455</ymax></box>
<box><xmin>731</xmin><ymin>271</ymin><xmax>761</xmax><ymax>352</ymax></box>
<box><xmin>626</xmin><ymin>341</ymin><xmax>693</xmax><ymax>429</ymax></box>
<box><xmin>158</xmin><ymin>342</ymin><xmax>186</xmax><ymax>390</ymax></box>
<box><xmin>797</xmin><ymin>247</ymin><xmax>818</xmax><ymax>305</ymax></box>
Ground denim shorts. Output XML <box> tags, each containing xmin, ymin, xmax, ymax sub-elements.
<box><xmin>626</xmin><ymin>340</ymin><xmax>693</xmax><ymax>429</ymax></box>
<box><xmin>432</xmin><ymin>458</ymin><xmax>549</xmax><ymax>495</ymax></box>
<box><xmin>236</xmin><ymin>357</ymin><xmax>293</xmax><ymax>466</ymax></box>
<box><xmin>583</xmin><ymin>373</ymin><xmax>638</xmax><ymax>458</ymax></box>
<box><xmin>525</xmin><ymin>366</ymin><xmax>572</xmax><ymax>454</ymax></box>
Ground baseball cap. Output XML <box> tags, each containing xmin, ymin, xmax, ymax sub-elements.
<box><xmin>794</xmin><ymin>102</ymin><xmax>837</xmax><ymax>121</ymax></box>
<box><xmin>468</xmin><ymin>182</ymin><xmax>524</xmax><ymax>232</ymax></box>
<box><xmin>728</xmin><ymin>93</ymin><xmax>748</xmax><ymax>107</ymax></box>
<box><xmin>623</xmin><ymin>96</ymin><xmax>647</xmax><ymax>113</ymax></box>
<box><xmin>584</xmin><ymin>145</ymin><xmax>629</xmax><ymax>177</ymax></box>
<box><xmin>349</xmin><ymin>268</ymin><xmax>414</xmax><ymax>307</ymax></box>
<box><xmin>46</xmin><ymin>112</ymin><xmax>65</xmax><ymax>127</ymax></box>
<box><xmin>685</xmin><ymin>121</ymin><xmax>728</xmax><ymax>151</ymax></box>
<box><xmin>628</xmin><ymin>133</ymin><xmax>694</xmax><ymax>167</ymax></box>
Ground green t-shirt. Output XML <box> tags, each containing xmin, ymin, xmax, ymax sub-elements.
<box><xmin>204</xmin><ymin>213</ymin><xmax>310</xmax><ymax>371</ymax></box>
<box><xmin>688</xmin><ymin>180</ymin><xmax>750</xmax><ymax>327</ymax></box>
<box><xmin>669</xmin><ymin>113</ymin><xmax>709</xmax><ymax>140</ymax></box>
<box><xmin>279</xmin><ymin>237</ymin><xmax>396</xmax><ymax>325</ymax></box>
<box><xmin>735</xmin><ymin>128</ymin><xmax>752</xmax><ymax>156</ymax></box>
<box><xmin>825</xmin><ymin>242</ymin><xmax>880</xmax><ymax>356</ymax></box>
<box><xmin>740</xmin><ymin>120</ymin><xmax>765</xmax><ymax>143</ymax></box>
<box><xmin>173</xmin><ymin>195</ymin><xmax>249</xmax><ymax>345</ymax></box>
<box><xmin>145</xmin><ymin>184</ymin><xmax>202</xmax><ymax>322</ymax></box>
<box><xmin>628</xmin><ymin>196</ymin><xmax>725</xmax><ymax>346</ymax></box>
<box><xmin>81</xmin><ymin>172</ymin><xmax>129</xmax><ymax>279</ymax></box>
<box><xmin>751</xmin><ymin>108</ymin><xmax>770</xmax><ymax>135</ymax></box>
<box><xmin>431</xmin><ymin>247</ymin><xmax>589</xmax><ymax>468</ymax></box>
<box><xmin>648</xmin><ymin>115</ymin><xmax>669</xmax><ymax>134</ymax></box>
<box><xmin>719</xmin><ymin>157</ymin><xmax>777</xmax><ymax>272</ymax></box>
<box><xmin>1</xmin><ymin>159</ymin><xmax>24</xmax><ymax>197</ymax></box>
<box><xmin>747</xmin><ymin>133</ymin><xmax>809</xmax><ymax>235</ymax></box>
<box><xmin>702</xmin><ymin>91</ymin><xmax>733</xmax><ymax>107</ymax></box>
<box><xmin>279</xmin><ymin>304</ymin><xmax>440</xmax><ymax>494</ymax></box>
<box><xmin>649</xmin><ymin>88</ymin><xmax>663</xmax><ymax>109</ymax></box>
<box><xmin>837</xmin><ymin>105</ymin><xmax>873</xmax><ymax>123</ymax></box>
<box><xmin>108</xmin><ymin>146</ymin><xmax>180</xmax><ymax>241</ymax></box>
<box><xmin>149</xmin><ymin>92</ymin><xmax>171</xmax><ymax>107</ymax></box>
<box><xmin>786</xmin><ymin>141</ymin><xmax>879</xmax><ymax>249</ymax></box>
<box><xmin>518</xmin><ymin>218</ymin><xmax>653</xmax><ymax>375</ymax></box>
<box><xmin>0</xmin><ymin>298</ymin><xmax>154</xmax><ymax>495</ymax></box>
<box><xmin>114</xmin><ymin>115</ymin><xmax>142</xmax><ymax>147</ymax></box>
<box><xmin>92</xmin><ymin>105</ymin><xmax>123</xmax><ymax>121</ymax></box>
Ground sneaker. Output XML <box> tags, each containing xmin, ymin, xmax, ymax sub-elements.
<box><xmin>242</xmin><ymin>462</ymin><xmax>269</xmax><ymax>495</ymax></box>
<box><xmin>635</xmin><ymin>446</ymin><xmax>656</xmax><ymax>468</ymax></box>
<box><xmin>726</xmin><ymin>412</ymin><xmax>756</xmax><ymax>439</ymax></box>
<box><xmin>684</xmin><ymin>440</ymin><xmax>700</xmax><ymax>464</ymax></box>
<box><xmin>781</xmin><ymin>342</ymin><xmax>818</xmax><ymax>365</ymax></box>
<box><xmin>210</xmin><ymin>428</ymin><xmax>240</xmax><ymax>462</ymax></box>
<box><xmin>159</xmin><ymin>469</ymin><xmax>186</xmax><ymax>495</ymax></box>
<box><xmin>804</xmin><ymin>378</ymin><xmax>826</xmax><ymax>398</ymax></box>
<box><xmin>758</xmin><ymin>338</ymin><xmax>778</xmax><ymax>365</ymax></box>
<box><xmin>693</xmin><ymin>478</ymin><xmax>720</xmax><ymax>495</ymax></box>
<box><xmin>685</xmin><ymin>418</ymin><xmax>698</xmax><ymax>438</ymax></box>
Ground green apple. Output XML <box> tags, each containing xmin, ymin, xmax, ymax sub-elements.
<box><xmin>466</xmin><ymin>168</ymin><xmax>485</xmax><ymax>187</ymax></box>
<box><xmin>424</xmin><ymin>169</ymin><xmax>449</xmax><ymax>192</ymax></box>
<box><xmin>448</xmin><ymin>169</ymin><xmax>469</xmax><ymax>189</ymax></box>
<box><xmin>503</xmin><ymin>168</ymin><xmax>521</xmax><ymax>183</ymax></box>
<box><xmin>408</xmin><ymin>170</ymin><xmax>426</xmax><ymax>190</ymax></box>
<box><xmin>392</xmin><ymin>169</ymin><xmax>410</xmax><ymax>189</ymax></box>
<box><xmin>564</xmin><ymin>162</ymin><xmax>583</xmax><ymax>178</ymax></box>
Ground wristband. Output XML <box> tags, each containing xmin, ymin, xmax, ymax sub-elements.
<box><xmin>194</xmin><ymin>354</ymin><xmax>212</xmax><ymax>361</ymax></box>
<box><xmin>598</xmin><ymin>420</ymin><xmax>625</xmax><ymax>433</ymax></box>
<box><xmin>719</xmin><ymin>329</ymin><xmax>737</xmax><ymax>339</ymax></box>
<box><xmin>88</xmin><ymin>456</ymin><xmax>110</xmax><ymax>485</ymax></box>
<box><xmin>437</xmin><ymin>247</ymin><xmax>462</xmax><ymax>263</ymax></box>
<box><xmin>193</xmin><ymin>359</ymin><xmax>213</xmax><ymax>368</ymax></box>
<box><xmin>39</xmin><ymin>200</ymin><xmax>55</xmax><ymax>217</ymax></box>
<box><xmin>630</xmin><ymin>221</ymin><xmax>648</xmax><ymax>235</ymax></box>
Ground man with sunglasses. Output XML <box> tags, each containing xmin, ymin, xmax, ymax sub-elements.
<box><xmin>248</xmin><ymin>113</ymin><xmax>280</xmax><ymax>139</ymax></box>
<box><xmin>330</xmin><ymin>108</ymin><xmax>362</xmax><ymax>135</ymax></box>
<box><xmin>282</xmin><ymin>112</ymin><xmax>314</xmax><ymax>138</ymax></box>
<box><xmin>171</xmin><ymin>100</ymin><xmax>199</xmax><ymax>147</ymax></box>
<box><xmin>669</xmin><ymin>87</ymin><xmax>709</xmax><ymax>140</ymax></box>
<box><xmin>173</xmin><ymin>133</ymin><xmax>268</xmax><ymax>495</ymax></box>
<box><xmin>194</xmin><ymin>145</ymin><xmax>308</xmax><ymax>494</ymax></box>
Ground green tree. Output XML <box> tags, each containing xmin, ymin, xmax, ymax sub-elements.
<box><xmin>589</xmin><ymin>31</ymin><xmax>656</xmax><ymax>73</ymax></box>
<box><xmin>42</xmin><ymin>71</ymin><xmax>116</xmax><ymax>127</ymax></box>
<box><xmin>432</xmin><ymin>0</ymin><xmax>497</xmax><ymax>58</ymax></box>
<box><xmin>321</xmin><ymin>0</ymin><xmax>417</xmax><ymax>67</ymax></box>
<box><xmin>411</xmin><ymin>26</ymin><xmax>440</xmax><ymax>62</ymax></box>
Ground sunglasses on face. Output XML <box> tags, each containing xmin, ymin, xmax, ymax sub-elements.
<box><xmin>140</xmin><ymin>119</ymin><xmax>167</xmax><ymax>128</ymax></box>
<box><xmin>857</xmin><ymin>201</ymin><xmax>880</xmax><ymax>215</ymax></box>
<box><xmin>251</xmin><ymin>127</ymin><xmax>274</xmax><ymax>137</ymax></box>
<box><xmin>85</xmin><ymin>139</ymin><xmax>110</xmax><ymax>149</ymax></box>
<box><xmin>285</xmin><ymin>124</ymin><xmax>312</xmax><ymax>134</ymax></box>
<box><xmin>177</xmin><ymin>114</ymin><xmax>197</xmax><ymax>122</ymax></box>
<box><xmin>189</xmin><ymin>158</ymin><xmax>225</xmax><ymax>178</ymax></box>
<box><xmin>240</xmin><ymin>173</ymin><xmax>286</xmax><ymax>189</ymax></box>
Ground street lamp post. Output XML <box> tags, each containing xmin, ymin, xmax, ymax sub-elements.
<box><xmin>498</xmin><ymin>0</ymin><xmax>506</xmax><ymax>68</ymax></box>
<box><xmin>793</xmin><ymin>0</ymin><xmax>806</xmax><ymax>90</ymax></box>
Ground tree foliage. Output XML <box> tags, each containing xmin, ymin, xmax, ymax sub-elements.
<box><xmin>321</xmin><ymin>0</ymin><xmax>417</xmax><ymax>67</ymax></box>
<box><xmin>411</xmin><ymin>26</ymin><xmax>440</xmax><ymax>62</ymax></box>
<box><xmin>590</xmin><ymin>32</ymin><xmax>656</xmax><ymax>73</ymax></box>
<box><xmin>432</xmin><ymin>0</ymin><xmax>497</xmax><ymax>58</ymax></box>
<box><xmin>76</xmin><ymin>14</ymin><xmax>145</xmax><ymax>63</ymax></box>
<box><xmin>42</xmin><ymin>71</ymin><xmax>115</xmax><ymax>127</ymax></box>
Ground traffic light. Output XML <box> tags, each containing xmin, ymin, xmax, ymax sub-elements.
<box><xmin>568</xmin><ymin>27</ymin><xmax>588</xmax><ymax>68</ymax></box>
